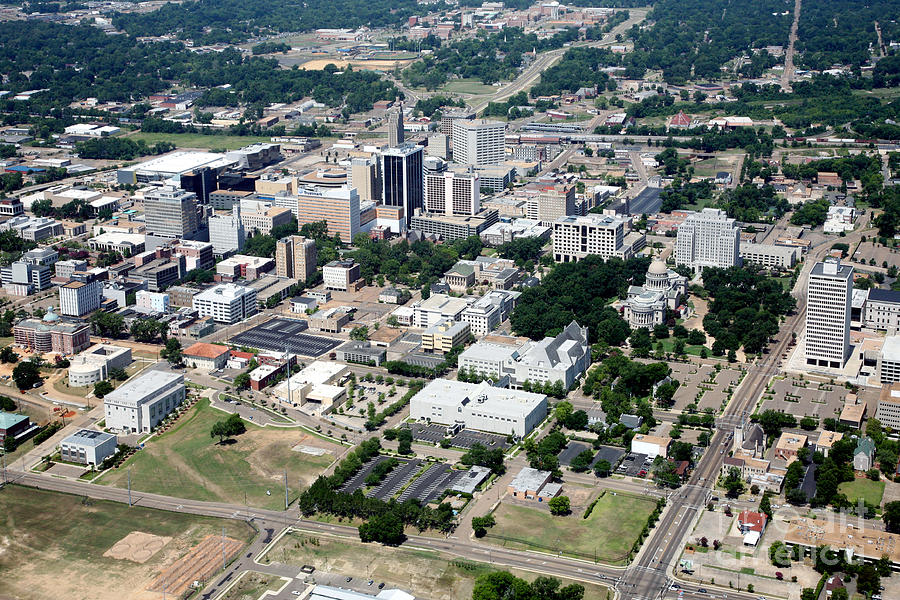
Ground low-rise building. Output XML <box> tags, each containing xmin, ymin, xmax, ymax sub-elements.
<box><xmin>13</xmin><ymin>310</ymin><xmax>91</xmax><ymax>355</ymax></box>
<box><xmin>502</xmin><ymin>321</ymin><xmax>590</xmax><ymax>390</ymax></box>
<box><xmin>192</xmin><ymin>283</ymin><xmax>258</xmax><ymax>324</ymax></box>
<box><xmin>412</xmin><ymin>293</ymin><xmax>473</xmax><ymax>328</ymax></box>
<box><xmin>739</xmin><ymin>243</ymin><xmax>799</xmax><ymax>270</ymax></box>
<box><xmin>378</xmin><ymin>287</ymin><xmax>408</xmax><ymax>305</ymax></box>
<box><xmin>335</xmin><ymin>341</ymin><xmax>386</xmax><ymax>366</ymax></box>
<box><xmin>103</xmin><ymin>370</ymin><xmax>186</xmax><ymax>434</ymax></box>
<box><xmin>421</xmin><ymin>319</ymin><xmax>471</xmax><ymax>354</ymax></box>
<box><xmin>59</xmin><ymin>429</ymin><xmax>117</xmax><ymax>466</ymax></box>
<box><xmin>88</xmin><ymin>232</ymin><xmax>146</xmax><ymax>255</ymax></box>
<box><xmin>773</xmin><ymin>432</ymin><xmax>807</xmax><ymax>462</ymax></box>
<box><xmin>479</xmin><ymin>218</ymin><xmax>551</xmax><ymax>246</ymax></box>
<box><xmin>323</xmin><ymin>259</ymin><xmax>361</xmax><ymax>291</ymax></box>
<box><xmin>135</xmin><ymin>290</ymin><xmax>170</xmax><ymax>313</ymax></box>
<box><xmin>308</xmin><ymin>307</ymin><xmax>352</xmax><ymax>333</ymax></box>
<box><xmin>865</xmin><ymin>289</ymin><xmax>900</xmax><ymax>332</ymax></box>
<box><xmin>458</xmin><ymin>336</ymin><xmax>529</xmax><ymax>380</ymax></box>
<box><xmin>68</xmin><ymin>344</ymin><xmax>132</xmax><ymax>387</ymax></box>
<box><xmin>815</xmin><ymin>430</ymin><xmax>843</xmax><ymax>457</ymax></box>
<box><xmin>507</xmin><ymin>467</ymin><xmax>562</xmax><ymax>502</ymax></box>
<box><xmin>410</xmin><ymin>379</ymin><xmax>547</xmax><ymax>437</ymax></box>
<box><xmin>879</xmin><ymin>336</ymin><xmax>900</xmax><ymax>384</ymax></box>
<box><xmin>272</xmin><ymin>361</ymin><xmax>348</xmax><ymax>413</ymax></box>
<box><xmin>0</xmin><ymin>412</ymin><xmax>36</xmax><ymax>443</ymax></box>
<box><xmin>839</xmin><ymin>396</ymin><xmax>867</xmax><ymax>428</ymax></box>
<box><xmin>854</xmin><ymin>436</ymin><xmax>876</xmax><ymax>472</ymax></box>
<box><xmin>460</xmin><ymin>290</ymin><xmax>520</xmax><ymax>337</ymax></box>
<box><xmin>216</xmin><ymin>254</ymin><xmax>275</xmax><ymax>281</ymax></box>
<box><xmin>631</xmin><ymin>434</ymin><xmax>671</xmax><ymax>458</ymax></box>
<box><xmin>183</xmin><ymin>343</ymin><xmax>231</xmax><ymax>371</ymax></box>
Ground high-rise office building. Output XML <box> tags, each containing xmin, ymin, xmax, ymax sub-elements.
<box><xmin>451</xmin><ymin>119</ymin><xmax>505</xmax><ymax>166</ymax></box>
<box><xmin>427</xmin><ymin>133</ymin><xmax>450</xmax><ymax>159</ymax></box>
<box><xmin>382</xmin><ymin>144</ymin><xmax>424</xmax><ymax>227</ymax></box>
<box><xmin>143</xmin><ymin>186</ymin><xmax>200</xmax><ymax>242</ymax></box>
<box><xmin>349</xmin><ymin>157</ymin><xmax>381</xmax><ymax>202</ymax></box>
<box><xmin>675</xmin><ymin>208</ymin><xmax>740</xmax><ymax>272</ymax></box>
<box><xmin>806</xmin><ymin>257</ymin><xmax>853</xmax><ymax>369</ymax></box>
<box><xmin>208</xmin><ymin>205</ymin><xmax>246</xmax><ymax>256</ymax></box>
<box><xmin>275</xmin><ymin>235</ymin><xmax>317</xmax><ymax>282</ymax></box>
<box><xmin>425</xmin><ymin>171</ymin><xmax>480</xmax><ymax>216</ymax></box>
<box><xmin>291</xmin><ymin>186</ymin><xmax>361</xmax><ymax>241</ymax></box>
<box><xmin>388</xmin><ymin>105</ymin><xmax>404</xmax><ymax>148</ymax></box>
<box><xmin>526</xmin><ymin>184</ymin><xmax>576</xmax><ymax>225</ymax></box>
<box><xmin>59</xmin><ymin>273</ymin><xmax>103</xmax><ymax>316</ymax></box>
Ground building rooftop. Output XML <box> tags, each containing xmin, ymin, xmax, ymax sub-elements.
<box><xmin>413</xmin><ymin>379</ymin><xmax>546</xmax><ymax>417</ymax></box>
<box><xmin>459</xmin><ymin>338</ymin><xmax>527</xmax><ymax>363</ymax></box>
<box><xmin>416</xmin><ymin>293</ymin><xmax>473</xmax><ymax>315</ymax></box>
<box><xmin>104</xmin><ymin>370</ymin><xmax>184</xmax><ymax>406</ymax></box>
<box><xmin>194</xmin><ymin>283</ymin><xmax>255</xmax><ymax>302</ymax></box>
<box><xmin>509</xmin><ymin>467</ymin><xmax>551</xmax><ymax>492</ymax></box>
<box><xmin>840</xmin><ymin>400</ymin><xmax>866</xmax><ymax>424</ymax></box>
<box><xmin>184</xmin><ymin>342</ymin><xmax>230</xmax><ymax>360</ymax></box>
<box><xmin>784</xmin><ymin>516</ymin><xmax>900</xmax><ymax>564</ymax></box>
<box><xmin>632</xmin><ymin>434</ymin><xmax>671</xmax><ymax>448</ymax></box>
<box><xmin>62</xmin><ymin>428</ymin><xmax>116</xmax><ymax>447</ymax></box>
<box><xmin>775</xmin><ymin>432</ymin><xmax>808</xmax><ymax>452</ymax></box>
<box><xmin>0</xmin><ymin>411</ymin><xmax>28</xmax><ymax>430</ymax></box>
<box><xmin>869</xmin><ymin>289</ymin><xmax>900</xmax><ymax>304</ymax></box>
<box><xmin>816</xmin><ymin>430</ymin><xmax>843</xmax><ymax>449</ymax></box>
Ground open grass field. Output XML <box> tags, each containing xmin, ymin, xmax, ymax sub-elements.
<box><xmin>838</xmin><ymin>478</ymin><xmax>886</xmax><ymax>507</ymax></box>
<box><xmin>265</xmin><ymin>532</ymin><xmax>612</xmax><ymax>600</ymax></box>
<box><xmin>486</xmin><ymin>492</ymin><xmax>657</xmax><ymax>565</ymax></box>
<box><xmin>440</xmin><ymin>78</ymin><xmax>497</xmax><ymax>95</ymax></box>
<box><xmin>0</xmin><ymin>485</ymin><xmax>253</xmax><ymax>600</ymax></box>
<box><xmin>126</xmin><ymin>131</ymin><xmax>273</xmax><ymax>151</ymax></box>
<box><xmin>99</xmin><ymin>398</ymin><xmax>339</xmax><ymax>510</ymax></box>
<box><xmin>658</xmin><ymin>337</ymin><xmax>709</xmax><ymax>357</ymax></box>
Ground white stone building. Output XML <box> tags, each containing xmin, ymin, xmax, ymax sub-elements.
<box><xmin>103</xmin><ymin>370</ymin><xmax>186</xmax><ymax>434</ymax></box>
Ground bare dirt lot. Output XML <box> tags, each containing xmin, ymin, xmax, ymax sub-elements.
<box><xmin>104</xmin><ymin>532</ymin><xmax>172</xmax><ymax>564</ymax></box>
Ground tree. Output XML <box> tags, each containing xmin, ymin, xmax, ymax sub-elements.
<box><xmin>883</xmin><ymin>500</ymin><xmax>900</xmax><ymax>533</ymax></box>
<box><xmin>594</xmin><ymin>459</ymin><xmax>612</xmax><ymax>477</ymax></box>
<box><xmin>0</xmin><ymin>345</ymin><xmax>18</xmax><ymax>364</ymax></box>
<box><xmin>211</xmin><ymin>413</ymin><xmax>246</xmax><ymax>443</ymax></box>
<box><xmin>160</xmin><ymin>337</ymin><xmax>183</xmax><ymax>366</ymax></box>
<box><xmin>569</xmin><ymin>449</ymin><xmax>595</xmax><ymax>473</ymax></box>
<box><xmin>722</xmin><ymin>466</ymin><xmax>745</xmax><ymax>498</ymax></box>
<box><xmin>548</xmin><ymin>495</ymin><xmax>571</xmax><ymax>516</ymax></box>
<box><xmin>93</xmin><ymin>380</ymin><xmax>114</xmax><ymax>398</ymax></box>
<box><xmin>769</xmin><ymin>540</ymin><xmax>791</xmax><ymax>567</ymax></box>
<box><xmin>349</xmin><ymin>326</ymin><xmax>370</xmax><ymax>341</ymax></box>
<box><xmin>856</xmin><ymin>562</ymin><xmax>880</xmax><ymax>596</ymax></box>
<box><xmin>109</xmin><ymin>367</ymin><xmax>128</xmax><ymax>381</ymax></box>
<box><xmin>472</xmin><ymin>514</ymin><xmax>496</xmax><ymax>538</ymax></box>
<box><xmin>210</xmin><ymin>421</ymin><xmax>229</xmax><ymax>443</ymax></box>
<box><xmin>12</xmin><ymin>361</ymin><xmax>41</xmax><ymax>390</ymax></box>
<box><xmin>90</xmin><ymin>310</ymin><xmax>126</xmax><ymax>338</ymax></box>
<box><xmin>234</xmin><ymin>372</ymin><xmax>251</xmax><ymax>390</ymax></box>
<box><xmin>830</xmin><ymin>589</ymin><xmax>848</xmax><ymax>600</ymax></box>
<box><xmin>358</xmin><ymin>511</ymin><xmax>405</xmax><ymax>545</ymax></box>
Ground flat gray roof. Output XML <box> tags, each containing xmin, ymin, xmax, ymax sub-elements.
<box><xmin>62</xmin><ymin>428</ymin><xmax>116</xmax><ymax>447</ymax></box>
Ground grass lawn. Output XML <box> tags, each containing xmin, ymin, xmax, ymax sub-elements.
<box><xmin>98</xmin><ymin>398</ymin><xmax>338</xmax><ymax>510</ymax></box>
<box><xmin>440</xmin><ymin>78</ymin><xmax>497</xmax><ymax>95</ymax></box>
<box><xmin>838</xmin><ymin>478</ymin><xmax>886</xmax><ymax>507</ymax></box>
<box><xmin>126</xmin><ymin>131</ymin><xmax>273</xmax><ymax>151</ymax></box>
<box><xmin>265</xmin><ymin>532</ymin><xmax>612</xmax><ymax>600</ymax></box>
<box><xmin>486</xmin><ymin>491</ymin><xmax>657</xmax><ymax>565</ymax></box>
<box><xmin>0</xmin><ymin>485</ymin><xmax>253</xmax><ymax>600</ymax></box>
<box><xmin>658</xmin><ymin>337</ymin><xmax>709</xmax><ymax>357</ymax></box>
<box><xmin>220</xmin><ymin>571</ymin><xmax>288</xmax><ymax>600</ymax></box>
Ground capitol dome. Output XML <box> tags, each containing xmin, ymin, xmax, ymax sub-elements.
<box><xmin>648</xmin><ymin>259</ymin><xmax>668</xmax><ymax>275</ymax></box>
<box><xmin>42</xmin><ymin>307</ymin><xmax>60</xmax><ymax>323</ymax></box>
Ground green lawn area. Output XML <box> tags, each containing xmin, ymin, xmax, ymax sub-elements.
<box><xmin>265</xmin><ymin>531</ymin><xmax>611</xmax><ymax>600</ymax></box>
<box><xmin>439</xmin><ymin>78</ymin><xmax>497</xmax><ymax>95</ymax></box>
<box><xmin>838</xmin><ymin>478</ymin><xmax>886</xmax><ymax>507</ymax></box>
<box><xmin>0</xmin><ymin>485</ymin><xmax>253</xmax><ymax>600</ymax></box>
<box><xmin>657</xmin><ymin>337</ymin><xmax>709</xmax><ymax>357</ymax></box>
<box><xmin>486</xmin><ymin>491</ymin><xmax>657</xmax><ymax>565</ymax></box>
<box><xmin>127</xmin><ymin>131</ymin><xmax>273</xmax><ymax>150</ymax></box>
<box><xmin>98</xmin><ymin>398</ymin><xmax>338</xmax><ymax>510</ymax></box>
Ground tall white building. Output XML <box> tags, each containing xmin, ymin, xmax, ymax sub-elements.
<box><xmin>59</xmin><ymin>276</ymin><xmax>103</xmax><ymax>316</ymax></box>
<box><xmin>552</xmin><ymin>214</ymin><xmax>632</xmax><ymax>262</ymax></box>
<box><xmin>103</xmin><ymin>370</ymin><xmax>186</xmax><ymax>434</ymax></box>
<box><xmin>806</xmin><ymin>257</ymin><xmax>853</xmax><ymax>369</ymax></box>
<box><xmin>675</xmin><ymin>208</ymin><xmax>740</xmax><ymax>272</ymax></box>
<box><xmin>451</xmin><ymin>119</ymin><xmax>505</xmax><ymax>166</ymax></box>
<box><xmin>209</xmin><ymin>205</ymin><xmax>246</xmax><ymax>256</ymax></box>
<box><xmin>192</xmin><ymin>283</ymin><xmax>258</xmax><ymax>324</ymax></box>
<box><xmin>424</xmin><ymin>170</ymin><xmax>480</xmax><ymax>216</ymax></box>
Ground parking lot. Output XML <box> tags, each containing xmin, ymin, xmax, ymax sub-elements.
<box><xmin>667</xmin><ymin>363</ymin><xmax>742</xmax><ymax>413</ymax></box>
<box><xmin>229</xmin><ymin>317</ymin><xmax>343</xmax><ymax>357</ymax></box>
<box><xmin>593</xmin><ymin>446</ymin><xmax>625</xmax><ymax>468</ymax></box>
<box><xmin>367</xmin><ymin>459</ymin><xmax>421</xmax><ymax>501</ymax></box>
<box><xmin>398</xmin><ymin>462</ymin><xmax>454</xmax><ymax>503</ymax></box>
<box><xmin>406</xmin><ymin>423</ymin><xmax>511</xmax><ymax>450</ymax></box>
<box><xmin>617</xmin><ymin>452</ymin><xmax>651</xmax><ymax>477</ymax></box>
<box><xmin>559</xmin><ymin>441</ymin><xmax>593</xmax><ymax>467</ymax></box>
<box><xmin>340</xmin><ymin>456</ymin><xmax>391</xmax><ymax>494</ymax></box>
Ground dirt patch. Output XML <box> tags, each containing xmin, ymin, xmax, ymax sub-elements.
<box><xmin>148</xmin><ymin>535</ymin><xmax>243</xmax><ymax>596</ymax></box>
<box><xmin>104</xmin><ymin>532</ymin><xmax>172</xmax><ymax>564</ymax></box>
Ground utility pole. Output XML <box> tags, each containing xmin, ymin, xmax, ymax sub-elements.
<box><xmin>127</xmin><ymin>468</ymin><xmax>132</xmax><ymax>506</ymax></box>
<box><xmin>222</xmin><ymin>526</ymin><xmax>226</xmax><ymax>571</ymax></box>
<box><xmin>284</xmin><ymin>469</ymin><xmax>289</xmax><ymax>510</ymax></box>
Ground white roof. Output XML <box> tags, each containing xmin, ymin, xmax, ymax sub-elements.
<box><xmin>194</xmin><ymin>283</ymin><xmax>255</xmax><ymax>302</ymax></box>
<box><xmin>884</xmin><ymin>336</ymin><xmax>900</xmax><ymax>362</ymax></box>
<box><xmin>90</xmin><ymin>232</ymin><xmax>145</xmax><ymax>246</ymax></box>
<box><xmin>415</xmin><ymin>293</ymin><xmax>472</xmax><ymax>315</ymax></box>
<box><xmin>56</xmin><ymin>188</ymin><xmax>101</xmax><ymax>201</ymax></box>
<box><xmin>413</xmin><ymin>379</ymin><xmax>546</xmax><ymax>418</ymax></box>
<box><xmin>104</xmin><ymin>370</ymin><xmax>183</xmax><ymax>407</ymax></box>
<box><xmin>459</xmin><ymin>339</ymin><xmax>526</xmax><ymax>363</ymax></box>
<box><xmin>123</xmin><ymin>151</ymin><xmax>236</xmax><ymax>176</ymax></box>
<box><xmin>743</xmin><ymin>530</ymin><xmax>761</xmax><ymax>545</ymax></box>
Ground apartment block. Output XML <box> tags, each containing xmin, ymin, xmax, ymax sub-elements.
<box><xmin>192</xmin><ymin>283</ymin><xmax>258</xmax><ymax>324</ymax></box>
<box><xmin>451</xmin><ymin>119</ymin><xmax>505</xmax><ymax>165</ymax></box>
<box><xmin>526</xmin><ymin>185</ymin><xmax>576</xmax><ymax>225</ymax></box>
<box><xmin>323</xmin><ymin>259</ymin><xmax>361</xmax><ymax>291</ymax></box>
<box><xmin>552</xmin><ymin>214</ymin><xmax>631</xmax><ymax>262</ymax></box>
<box><xmin>275</xmin><ymin>235</ymin><xmax>317</xmax><ymax>281</ymax></box>
<box><xmin>425</xmin><ymin>170</ymin><xmax>480</xmax><ymax>216</ymax></box>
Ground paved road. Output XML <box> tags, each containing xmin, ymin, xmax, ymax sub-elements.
<box><xmin>781</xmin><ymin>0</ymin><xmax>802</xmax><ymax>92</ymax></box>
<box><xmin>468</xmin><ymin>9</ymin><xmax>648</xmax><ymax>114</ymax></box>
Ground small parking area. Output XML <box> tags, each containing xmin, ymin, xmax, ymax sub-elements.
<box><xmin>617</xmin><ymin>452</ymin><xmax>651</xmax><ymax>477</ymax></box>
<box><xmin>229</xmin><ymin>317</ymin><xmax>343</xmax><ymax>357</ymax></box>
